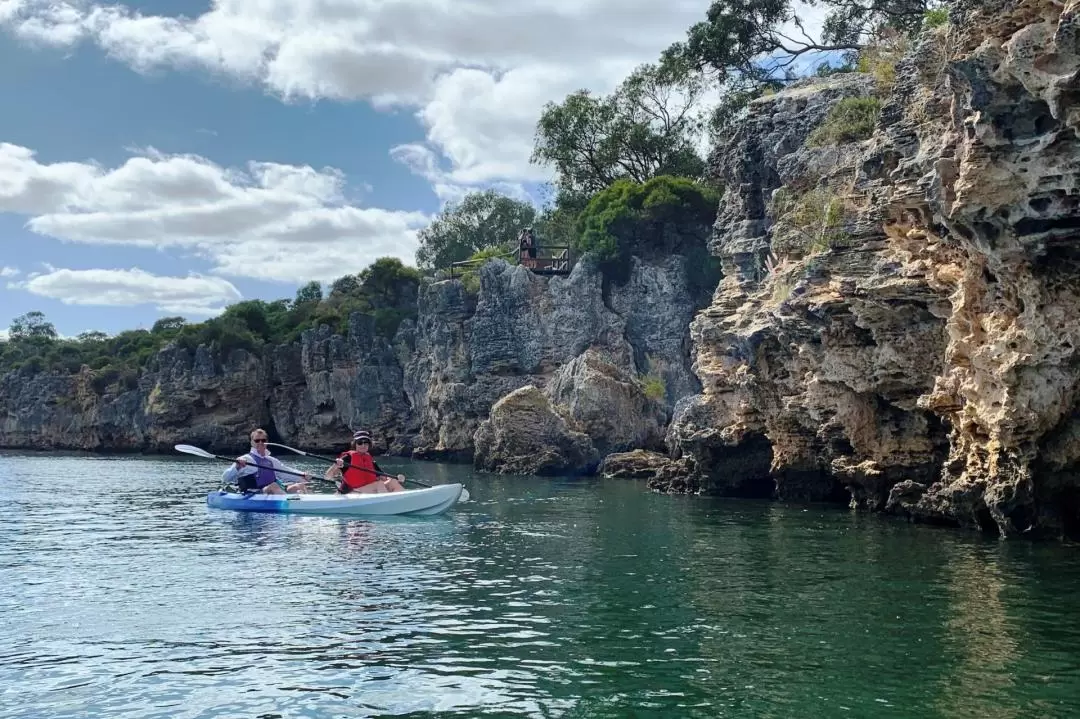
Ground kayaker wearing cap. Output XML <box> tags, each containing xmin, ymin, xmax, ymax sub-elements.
<box><xmin>324</xmin><ymin>430</ymin><xmax>405</xmax><ymax>494</ymax></box>
<box><xmin>222</xmin><ymin>428</ymin><xmax>311</xmax><ymax>494</ymax></box>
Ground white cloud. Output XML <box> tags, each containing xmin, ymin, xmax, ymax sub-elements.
<box><xmin>0</xmin><ymin>142</ymin><xmax>429</xmax><ymax>282</ymax></box>
<box><xmin>0</xmin><ymin>0</ymin><xmax>832</xmax><ymax>196</ymax></box>
<box><xmin>0</xmin><ymin>0</ymin><xmax>716</xmax><ymax>192</ymax></box>
<box><xmin>11</xmin><ymin>267</ymin><xmax>242</xmax><ymax>316</ymax></box>
<box><xmin>0</xmin><ymin>266</ymin><xmax>18</xmax><ymax>277</ymax></box>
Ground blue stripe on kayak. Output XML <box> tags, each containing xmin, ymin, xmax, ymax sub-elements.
<box><xmin>207</xmin><ymin>491</ymin><xmax>292</xmax><ymax>513</ymax></box>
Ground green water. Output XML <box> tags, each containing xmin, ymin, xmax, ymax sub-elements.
<box><xmin>2</xmin><ymin>451</ymin><xmax>1079</xmax><ymax>717</ymax></box>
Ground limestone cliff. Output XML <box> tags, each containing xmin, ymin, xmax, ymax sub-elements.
<box><xmin>0</xmin><ymin>313</ymin><xmax>410</xmax><ymax>455</ymax></box>
<box><xmin>0</xmin><ymin>255</ymin><xmax>702</xmax><ymax>462</ymax></box>
<box><xmin>407</xmin><ymin>256</ymin><xmax>696</xmax><ymax>465</ymax></box>
<box><xmin>656</xmin><ymin>0</ymin><xmax>1080</xmax><ymax>538</ymax></box>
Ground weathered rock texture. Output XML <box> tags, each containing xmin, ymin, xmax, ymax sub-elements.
<box><xmin>471</xmin><ymin>348</ymin><xmax>667</xmax><ymax>474</ymax></box>
<box><xmin>1</xmin><ymin>256</ymin><xmax>702</xmax><ymax>464</ymax></box>
<box><xmin>402</xmin><ymin>257</ymin><xmax>701</xmax><ymax>462</ymax></box>
<box><xmin>599</xmin><ymin>449</ymin><xmax>674</xmax><ymax>480</ymax></box>
<box><xmin>546</xmin><ymin>348</ymin><xmax>667</xmax><ymax>457</ymax></box>
<box><xmin>473</xmin><ymin>386</ymin><xmax>600</xmax><ymax>475</ymax></box>
<box><xmin>656</xmin><ymin>0</ymin><xmax>1080</xmax><ymax>538</ymax></box>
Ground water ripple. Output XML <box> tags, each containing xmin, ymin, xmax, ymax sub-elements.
<box><xmin>4</xmin><ymin>455</ymin><xmax>1080</xmax><ymax>717</ymax></box>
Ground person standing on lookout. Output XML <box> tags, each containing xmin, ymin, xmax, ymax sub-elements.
<box><xmin>222</xmin><ymin>428</ymin><xmax>311</xmax><ymax>494</ymax></box>
<box><xmin>324</xmin><ymin>429</ymin><xmax>405</xmax><ymax>494</ymax></box>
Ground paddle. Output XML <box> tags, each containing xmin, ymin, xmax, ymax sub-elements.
<box><xmin>265</xmin><ymin>441</ymin><xmax>471</xmax><ymax>502</ymax></box>
<box><xmin>174</xmin><ymin>444</ymin><xmax>314</xmax><ymax>483</ymax></box>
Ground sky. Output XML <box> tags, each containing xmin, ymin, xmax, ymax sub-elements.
<box><xmin>0</xmin><ymin>0</ymin><xmax>828</xmax><ymax>339</ymax></box>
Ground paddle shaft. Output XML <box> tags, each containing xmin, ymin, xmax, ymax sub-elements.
<box><xmin>266</xmin><ymin>441</ymin><xmax>434</xmax><ymax>488</ymax></box>
<box><xmin>205</xmin><ymin>451</ymin><xmax>310</xmax><ymax>481</ymax></box>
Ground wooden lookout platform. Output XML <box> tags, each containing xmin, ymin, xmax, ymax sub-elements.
<box><xmin>449</xmin><ymin>245</ymin><xmax>573</xmax><ymax>279</ymax></box>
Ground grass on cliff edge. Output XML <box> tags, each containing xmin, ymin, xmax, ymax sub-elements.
<box><xmin>770</xmin><ymin>186</ymin><xmax>857</xmax><ymax>256</ymax></box>
<box><xmin>806</xmin><ymin>97</ymin><xmax>883</xmax><ymax>147</ymax></box>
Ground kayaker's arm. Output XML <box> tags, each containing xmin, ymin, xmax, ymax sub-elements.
<box><xmin>221</xmin><ymin>455</ymin><xmax>256</xmax><ymax>483</ymax></box>
<box><xmin>325</xmin><ymin>460</ymin><xmax>344</xmax><ymax>479</ymax></box>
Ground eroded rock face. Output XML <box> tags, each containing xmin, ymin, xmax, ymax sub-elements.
<box><xmin>268</xmin><ymin>314</ymin><xmax>412</xmax><ymax>455</ymax></box>
<box><xmin>709</xmin><ymin>72</ymin><xmax>878</xmax><ymax>261</ymax></box>
<box><xmin>0</xmin><ymin>369</ymin><xmax>145</xmax><ymax>451</ymax></box>
<box><xmin>402</xmin><ymin>256</ymin><xmax>702</xmax><ymax>462</ymax></box>
<box><xmin>661</xmin><ymin>0</ymin><xmax>1080</xmax><ymax>537</ymax></box>
<box><xmin>599</xmin><ymin>449</ymin><xmax>675</xmax><ymax>480</ymax></box>
<box><xmin>888</xmin><ymin>0</ymin><xmax>1080</xmax><ymax>536</ymax></box>
<box><xmin>0</xmin><ymin>320</ymin><xmax>410</xmax><ymax>455</ymax></box>
<box><xmin>545</xmin><ymin>348</ymin><xmax>667</xmax><ymax>457</ymax></box>
<box><xmin>654</xmin><ymin>66</ymin><xmax>951</xmax><ymax>504</ymax></box>
<box><xmin>472</xmin><ymin>386</ymin><xmax>599</xmax><ymax>475</ymax></box>
<box><xmin>606</xmin><ymin>255</ymin><xmax>702</xmax><ymax>405</ymax></box>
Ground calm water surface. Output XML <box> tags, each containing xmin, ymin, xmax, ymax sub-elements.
<box><xmin>3</xmin><ymin>452</ymin><xmax>1080</xmax><ymax>718</ymax></box>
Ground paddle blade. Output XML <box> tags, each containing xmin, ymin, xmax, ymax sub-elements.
<box><xmin>266</xmin><ymin>442</ymin><xmax>305</xmax><ymax>455</ymax></box>
<box><xmin>175</xmin><ymin>444</ymin><xmax>215</xmax><ymax>459</ymax></box>
<box><xmin>460</xmin><ymin>488</ymin><xmax>471</xmax><ymax>502</ymax></box>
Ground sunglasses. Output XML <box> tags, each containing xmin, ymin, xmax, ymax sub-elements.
<box><xmin>253</xmin><ymin>438</ymin><xmax>268</xmax><ymax>443</ymax></box>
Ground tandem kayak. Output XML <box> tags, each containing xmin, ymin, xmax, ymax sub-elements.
<box><xmin>206</xmin><ymin>483</ymin><xmax>464</xmax><ymax>517</ymax></box>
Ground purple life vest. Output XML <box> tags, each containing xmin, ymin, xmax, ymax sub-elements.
<box><xmin>250</xmin><ymin>453</ymin><xmax>278</xmax><ymax>488</ymax></box>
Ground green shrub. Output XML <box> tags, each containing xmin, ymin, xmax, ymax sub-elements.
<box><xmin>639</xmin><ymin>355</ymin><xmax>668</xmax><ymax>403</ymax></box>
<box><xmin>641</xmin><ymin>375</ymin><xmax>666</xmax><ymax>402</ymax></box>
<box><xmin>455</xmin><ymin>245</ymin><xmax>515</xmax><ymax>296</ymax></box>
<box><xmin>806</xmin><ymin>97</ymin><xmax>882</xmax><ymax>147</ymax></box>
<box><xmin>579</xmin><ymin>176</ymin><xmax>719</xmax><ymax>262</ymax></box>
<box><xmin>576</xmin><ymin>175</ymin><xmax>721</xmax><ymax>295</ymax></box>
<box><xmin>924</xmin><ymin>8</ymin><xmax>948</xmax><ymax>29</ymax></box>
<box><xmin>460</xmin><ymin>273</ymin><xmax>482</xmax><ymax>296</ymax></box>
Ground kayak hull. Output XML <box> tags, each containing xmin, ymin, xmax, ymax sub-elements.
<box><xmin>206</xmin><ymin>483</ymin><xmax>463</xmax><ymax>517</ymax></box>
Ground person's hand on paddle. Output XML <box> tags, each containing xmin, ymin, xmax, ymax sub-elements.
<box><xmin>234</xmin><ymin>457</ymin><xmax>247</xmax><ymax>469</ymax></box>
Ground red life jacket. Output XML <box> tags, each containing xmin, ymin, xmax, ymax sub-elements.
<box><xmin>339</xmin><ymin>450</ymin><xmax>378</xmax><ymax>489</ymax></box>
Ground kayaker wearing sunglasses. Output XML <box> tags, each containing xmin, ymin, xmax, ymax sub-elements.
<box><xmin>324</xmin><ymin>429</ymin><xmax>405</xmax><ymax>494</ymax></box>
<box><xmin>221</xmin><ymin>428</ymin><xmax>311</xmax><ymax>494</ymax></box>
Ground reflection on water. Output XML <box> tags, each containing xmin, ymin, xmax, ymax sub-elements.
<box><xmin>3</xmin><ymin>453</ymin><xmax>1080</xmax><ymax>717</ymax></box>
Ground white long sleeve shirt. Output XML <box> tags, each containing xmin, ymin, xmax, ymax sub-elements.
<box><xmin>221</xmin><ymin>448</ymin><xmax>302</xmax><ymax>486</ymax></box>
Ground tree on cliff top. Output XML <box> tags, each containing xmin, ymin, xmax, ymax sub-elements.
<box><xmin>666</xmin><ymin>0</ymin><xmax>939</xmax><ymax>80</ymax></box>
<box><xmin>358</xmin><ymin>258</ymin><xmax>421</xmax><ymax>311</ymax></box>
<box><xmin>531</xmin><ymin>63</ymin><xmax>708</xmax><ymax>199</ymax></box>
<box><xmin>415</xmin><ymin>190</ymin><xmax>536</xmax><ymax>272</ymax></box>
<box><xmin>662</xmin><ymin>0</ymin><xmax>943</xmax><ymax>130</ymax></box>
<box><xmin>293</xmin><ymin>281</ymin><xmax>323</xmax><ymax>306</ymax></box>
<box><xmin>9</xmin><ymin>311</ymin><xmax>57</xmax><ymax>341</ymax></box>
<box><xmin>579</xmin><ymin>176</ymin><xmax>720</xmax><ymax>259</ymax></box>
